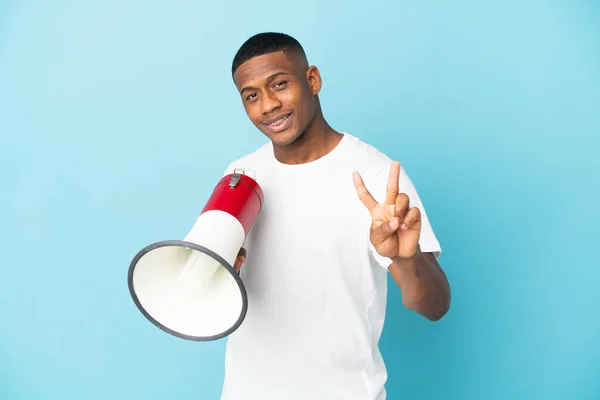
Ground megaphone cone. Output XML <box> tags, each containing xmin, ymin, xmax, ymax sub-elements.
<box><xmin>128</xmin><ymin>169</ymin><xmax>263</xmax><ymax>341</ymax></box>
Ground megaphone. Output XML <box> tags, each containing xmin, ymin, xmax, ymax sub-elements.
<box><xmin>127</xmin><ymin>168</ymin><xmax>264</xmax><ymax>341</ymax></box>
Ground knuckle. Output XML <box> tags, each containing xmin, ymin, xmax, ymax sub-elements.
<box><xmin>407</xmin><ymin>207</ymin><xmax>420</xmax><ymax>219</ymax></box>
<box><xmin>396</xmin><ymin>193</ymin><xmax>409</xmax><ymax>205</ymax></box>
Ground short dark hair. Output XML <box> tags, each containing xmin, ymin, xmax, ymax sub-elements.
<box><xmin>231</xmin><ymin>32</ymin><xmax>307</xmax><ymax>76</ymax></box>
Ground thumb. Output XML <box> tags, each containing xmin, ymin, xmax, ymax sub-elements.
<box><xmin>371</xmin><ymin>218</ymin><xmax>400</xmax><ymax>246</ymax></box>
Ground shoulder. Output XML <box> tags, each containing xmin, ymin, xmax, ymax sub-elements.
<box><xmin>343</xmin><ymin>133</ymin><xmax>394</xmax><ymax>179</ymax></box>
<box><xmin>222</xmin><ymin>141</ymin><xmax>272</xmax><ymax>175</ymax></box>
<box><xmin>344</xmin><ymin>133</ymin><xmax>419</xmax><ymax>201</ymax></box>
<box><xmin>344</xmin><ymin>133</ymin><xmax>391</xmax><ymax>163</ymax></box>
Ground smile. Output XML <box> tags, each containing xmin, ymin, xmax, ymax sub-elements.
<box><xmin>264</xmin><ymin>113</ymin><xmax>291</xmax><ymax>127</ymax></box>
<box><xmin>262</xmin><ymin>112</ymin><xmax>293</xmax><ymax>132</ymax></box>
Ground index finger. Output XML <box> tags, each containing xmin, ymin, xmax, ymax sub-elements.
<box><xmin>385</xmin><ymin>161</ymin><xmax>401</xmax><ymax>204</ymax></box>
<box><xmin>353</xmin><ymin>171</ymin><xmax>378</xmax><ymax>211</ymax></box>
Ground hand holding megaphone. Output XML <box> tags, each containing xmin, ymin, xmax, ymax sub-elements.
<box><xmin>127</xmin><ymin>169</ymin><xmax>263</xmax><ymax>341</ymax></box>
<box><xmin>233</xmin><ymin>247</ymin><xmax>247</xmax><ymax>273</ymax></box>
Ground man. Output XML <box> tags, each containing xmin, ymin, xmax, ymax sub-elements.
<box><xmin>220</xmin><ymin>32</ymin><xmax>451</xmax><ymax>400</ymax></box>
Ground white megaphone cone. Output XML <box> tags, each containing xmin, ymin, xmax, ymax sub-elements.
<box><xmin>127</xmin><ymin>169</ymin><xmax>264</xmax><ymax>341</ymax></box>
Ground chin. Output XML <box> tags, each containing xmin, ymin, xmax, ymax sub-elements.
<box><xmin>264</xmin><ymin>129</ymin><xmax>303</xmax><ymax>147</ymax></box>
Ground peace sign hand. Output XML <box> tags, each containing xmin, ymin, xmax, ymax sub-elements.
<box><xmin>353</xmin><ymin>161</ymin><xmax>422</xmax><ymax>260</ymax></box>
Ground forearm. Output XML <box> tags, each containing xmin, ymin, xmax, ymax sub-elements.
<box><xmin>388</xmin><ymin>248</ymin><xmax>451</xmax><ymax>321</ymax></box>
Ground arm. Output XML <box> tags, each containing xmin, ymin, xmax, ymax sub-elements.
<box><xmin>388</xmin><ymin>249</ymin><xmax>450</xmax><ymax>321</ymax></box>
<box><xmin>353</xmin><ymin>160</ymin><xmax>450</xmax><ymax>322</ymax></box>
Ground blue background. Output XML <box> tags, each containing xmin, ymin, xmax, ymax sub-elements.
<box><xmin>1</xmin><ymin>1</ymin><xmax>599</xmax><ymax>399</ymax></box>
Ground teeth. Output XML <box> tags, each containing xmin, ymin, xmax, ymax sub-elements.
<box><xmin>267</xmin><ymin>114</ymin><xmax>289</xmax><ymax>126</ymax></box>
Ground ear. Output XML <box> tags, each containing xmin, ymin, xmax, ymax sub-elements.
<box><xmin>305</xmin><ymin>66</ymin><xmax>322</xmax><ymax>96</ymax></box>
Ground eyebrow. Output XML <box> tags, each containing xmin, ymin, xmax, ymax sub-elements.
<box><xmin>240</xmin><ymin>71</ymin><xmax>291</xmax><ymax>94</ymax></box>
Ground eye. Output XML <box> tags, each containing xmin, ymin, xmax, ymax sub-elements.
<box><xmin>245</xmin><ymin>93</ymin><xmax>258</xmax><ymax>102</ymax></box>
<box><xmin>273</xmin><ymin>81</ymin><xmax>288</xmax><ymax>89</ymax></box>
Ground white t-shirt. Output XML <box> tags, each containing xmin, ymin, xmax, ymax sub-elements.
<box><xmin>219</xmin><ymin>133</ymin><xmax>441</xmax><ymax>400</ymax></box>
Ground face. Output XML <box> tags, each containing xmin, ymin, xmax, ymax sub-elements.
<box><xmin>233</xmin><ymin>51</ymin><xmax>322</xmax><ymax>147</ymax></box>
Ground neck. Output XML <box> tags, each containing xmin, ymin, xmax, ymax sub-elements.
<box><xmin>272</xmin><ymin>108</ymin><xmax>343</xmax><ymax>165</ymax></box>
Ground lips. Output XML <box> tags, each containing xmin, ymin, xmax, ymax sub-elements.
<box><xmin>261</xmin><ymin>112</ymin><xmax>293</xmax><ymax>132</ymax></box>
<box><xmin>263</xmin><ymin>112</ymin><xmax>291</xmax><ymax>126</ymax></box>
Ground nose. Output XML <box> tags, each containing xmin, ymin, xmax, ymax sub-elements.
<box><xmin>260</xmin><ymin>92</ymin><xmax>281</xmax><ymax>115</ymax></box>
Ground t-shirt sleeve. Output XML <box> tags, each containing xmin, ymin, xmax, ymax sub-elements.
<box><xmin>368</xmin><ymin>162</ymin><xmax>442</xmax><ymax>270</ymax></box>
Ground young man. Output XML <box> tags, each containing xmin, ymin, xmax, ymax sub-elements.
<box><xmin>220</xmin><ymin>32</ymin><xmax>451</xmax><ymax>400</ymax></box>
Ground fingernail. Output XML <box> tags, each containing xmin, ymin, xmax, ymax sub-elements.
<box><xmin>389</xmin><ymin>218</ymin><xmax>399</xmax><ymax>229</ymax></box>
<box><xmin>401</xmin><ymin>223</ymin><xmax>407</xmax><ymax>230</ymax></box>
